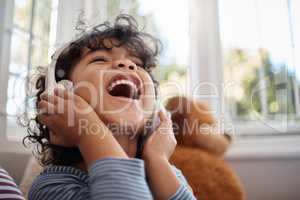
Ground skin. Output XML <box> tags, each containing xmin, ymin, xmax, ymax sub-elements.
<box><xmin>37</xmin><ymin>39</ymin><xmax>192</xmax><ymax>199</ymax></box>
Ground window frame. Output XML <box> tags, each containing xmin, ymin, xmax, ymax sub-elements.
<box><xmin>189</xmin><ymin>0</ymin><xmax>300</xmax><ymax>159</ymax></box>
<box><xmin>0</xmin><ymin>0</ymin><xmax>59</xmax><ymax>153</ymax></box>
<box><xmin>0</xmin><ymin>0</ymin><xmax>28</xmax><ymax>153</ymax></box>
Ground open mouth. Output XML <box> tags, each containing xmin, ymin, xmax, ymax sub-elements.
<box><xmin>107</xmin><ymin>73</ymin><xmax>142</xmax><ymax>100</ymax></box>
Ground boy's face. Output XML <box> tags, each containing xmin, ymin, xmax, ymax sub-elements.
<box><xmin>70</xmin><ymin>39</ymin><xmax>156</xmax><ymax>134</ymax></box>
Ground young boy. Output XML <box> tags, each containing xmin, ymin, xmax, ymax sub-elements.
<box><xmin>24</xmin><ymin>14</ymin><xmax>196</xmax><ymax>200</ymax></box>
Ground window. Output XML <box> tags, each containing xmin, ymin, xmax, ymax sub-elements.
<box><xmin>1</xmin><ymin>0</ymin><xmax>299</xmax><ymax>155</ymax></box>
<box><xmin>218</xmin><ymin>0</ymin><xmax>300</xmax><ymax>136</ymax></box>
<box><xmin>187</xmin><ymin>0</ymin><xmax>300</xmax><ymax>158</ymax></box>
<box><xmin>0</xmin><ymin>0</ymin><xmax>57</xmax><ymax>144</ymax></box>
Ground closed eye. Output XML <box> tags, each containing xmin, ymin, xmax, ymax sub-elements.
<box><xmin>130</xmin><ymin>58</ymin><xmax>143</xmax><ymax>67</ymax></box>
<box><xmin>133</xmin><ymin>61</ymin><xmax>142</xmax><ymax>67</ymax></box>
<box><xmin>89</xmin><ymin>57</ymin><xmax>108</xmax><ymax>64</ymax></box>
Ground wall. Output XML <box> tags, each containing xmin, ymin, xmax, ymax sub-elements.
<box><xmin>227</xmin><ymin>158</ymin><xmax>300</xmax><ymax>200</ymax></box>
<box><xmin>0</xmin><ymin>152</ymin><xmax>30</xmax><ymax>184</ymax></box>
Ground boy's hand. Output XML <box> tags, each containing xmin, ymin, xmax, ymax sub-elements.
<box><xmin>142</xmin><ymin>108</ymin><xmax>177</xmax><ymax>161</ymax></box>
<box><xmin>142</xmin><ymin>109</ymin><xmax>192</xmax><ymax>200</ymax></box>
<box><xmin>37</xmin><ymin>88</ymin><xmax>105</xmax><ymax>147</ymax></box>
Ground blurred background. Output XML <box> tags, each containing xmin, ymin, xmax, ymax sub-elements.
<box><xmin>0</xmin><ymin>0</ymin><xmax>299</xmax><ymax>199</ymax></box>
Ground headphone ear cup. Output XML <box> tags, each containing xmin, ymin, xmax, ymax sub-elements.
<box><xmin>57</xmin><ymin>80</ymin><xmax>74</xmax><ymax>92</ymax></box>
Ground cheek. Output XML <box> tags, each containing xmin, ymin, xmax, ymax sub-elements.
<box><xmin>72</xmin><ymin>69</ymin><xmax>105</xmax><ymax>107</ymax></box>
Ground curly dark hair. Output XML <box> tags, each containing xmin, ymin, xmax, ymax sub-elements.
<box><xmin>22</xmin><ymin>14</ymin><xmax>162</xmax><ymax>166</ymax></box>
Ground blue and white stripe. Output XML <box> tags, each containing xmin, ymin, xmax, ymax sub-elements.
<box><xmin>29</xmin><ymin>157</ymin><xmax>196</xmax><ymax>200</ymax></box>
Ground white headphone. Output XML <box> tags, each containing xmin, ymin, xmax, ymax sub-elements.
<box><xmin>45</xmin><ymin>44</ymin><xmax>74</xmax><ymax>94</ymax></box>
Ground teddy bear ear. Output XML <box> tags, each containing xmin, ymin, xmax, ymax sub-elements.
<box><xmin>165</xmin><ymin>96</ymin><xmax>189</xmax><ymax>115</ymax></box>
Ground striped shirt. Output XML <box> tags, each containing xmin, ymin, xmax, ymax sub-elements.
<box><xmin>29</xmin><ymin>157</ymin><xmax>196</xmax><ymax>200</ymax></box>
<box><xmin>0</xmin><ymin>168</ymin><xmax>25</xmax><ymax>200</ymax></box>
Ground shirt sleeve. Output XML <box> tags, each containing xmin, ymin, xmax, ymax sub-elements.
<box><xmin>29</xmin><ymin>157</ymin><xmax>153</xmax><ymax>200</ymax></box>
<box><xmin>168</xmin><ymin>166</ymin><xmax>197</xmax><ymax>200</ymax></box>
<box><xmin>0</xmin><ymin>168</ymin><xmax>25</xmax><ymax>200</ymax></box>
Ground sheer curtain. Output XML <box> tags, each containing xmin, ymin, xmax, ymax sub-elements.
<box><xmin>54</xmin><ymin>0</ymin><xmax>133</xmax><ymax>46</ymax></box>
<box><xmin>54</xmin><ymin>0</ymin><xmax>107</xmax><ymax>46</ymax></box>
<box><xmin>189</xmin><ymin>0</ymin><xmax>224</xmax><ymax>118</ymax></box>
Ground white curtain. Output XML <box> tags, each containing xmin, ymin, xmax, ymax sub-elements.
<box><xmin>189</xmin><ymin>0</ymin><xmax>223</xmax><ymax>117</ymax></box>
<box><xmin>54</xmin><ymin>0</ymin><xmax>108</xmax><ymax>46</ymax></box>
<box><xmin>54</xmin><ymin>0</ymin><xmax>135</xmax><ymax>46</ymax></box>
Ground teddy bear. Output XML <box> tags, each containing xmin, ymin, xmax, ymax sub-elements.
<box><xmin>166</xmin><ymin>96</ymin><xmax>245</xmax><ymax>200</ymax></box>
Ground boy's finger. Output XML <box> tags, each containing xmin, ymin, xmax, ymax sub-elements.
<box><xmin>54</xmin><ymin>87</ymin><xmax>73</xmax><ymax>99</ymax></box>
<box><xmin>40</xmin><ymin>93</ymin><xmax>64</xmax><ymax>106</ymax></box>
<box><xmin>158</xmin><ymin>110</ymin><xmax>167</xmax><ymax>122</ymax></box>
<box><xmin>37</xmin><ymin>100</ymin><xmax>57</xmax><ymax>114</ymax></box>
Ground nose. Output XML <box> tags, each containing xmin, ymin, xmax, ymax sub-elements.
<box><xmin>113</xmin><ymin>59</ymin><xmax>137</xmax><ymax>71</ymax></box>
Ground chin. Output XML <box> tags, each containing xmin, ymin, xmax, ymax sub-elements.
<box><xmin>96</xmin><ymin>95</ymin><xmax>154</xmax><ymax>136</ymax></box>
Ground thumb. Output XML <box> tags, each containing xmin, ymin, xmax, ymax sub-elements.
<box><xmin>159</xmin><ymin>104</ymin><xmax>171</xmax><ymax>122</ymax></box>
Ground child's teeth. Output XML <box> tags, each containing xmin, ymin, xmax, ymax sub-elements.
<box><xmin>108</xmin><ymin>79</ymin><xmax>138</xmax><ymax>91</ymax></box>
